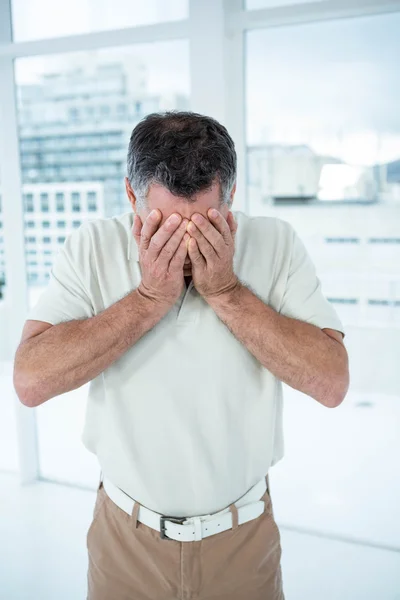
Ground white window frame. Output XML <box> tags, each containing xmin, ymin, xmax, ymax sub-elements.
<box><xmin>1</xmin><ymin>0</ymin><xmax>399</xmax><ymax>483</ymax></box>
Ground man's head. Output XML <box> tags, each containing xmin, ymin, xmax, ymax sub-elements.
<box><xmin>125</xmin><ymin>111</ymin><xmax>237</xmax><ymax>273</ymax></box>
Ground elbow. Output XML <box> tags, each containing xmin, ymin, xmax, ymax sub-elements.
<box><xmin>324</xmin><ymin>371</ymin><xmax>350</xmax><ymax>409</ymax></box>
<box><xmin>13</xmin><ymin>368</ymin><xmax>43</xmax><ymax>408</ymax></box>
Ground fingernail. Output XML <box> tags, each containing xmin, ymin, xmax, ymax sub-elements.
<box><xmin>169</xmin><ymin>214</ymin><xmax>180</xmax><ymax>225</ymax></box>
<box><xmin>150</xmin><ymin>209</ymin><xmax>158</xmax><ymax>219</ymax></box>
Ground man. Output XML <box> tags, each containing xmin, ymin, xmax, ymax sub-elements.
<box><xmin>14</xmin><ymin>111</ymin><xmax>349</xmax><ymax>600</ymax></box>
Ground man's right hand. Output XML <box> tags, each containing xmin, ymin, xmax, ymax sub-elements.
<box><xmin>132</xmin><ymin>209</ymin><xmax>189</xmax><ymax>308</ymax></box>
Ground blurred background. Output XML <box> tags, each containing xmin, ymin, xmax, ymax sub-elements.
<box><xmin>0</xmin><ymin>0</ymin><xmax>399</xmax><ymax>598</ymax></box>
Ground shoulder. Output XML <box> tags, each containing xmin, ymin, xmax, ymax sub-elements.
<box><xmin>79</xmin><ymin>211</ymin><xmax>133</xmax><ymax>245</ymax></box>
<box><xmin>67</xmin><ymin>211</ymin><xmax>133</xmax><ymax>257</ymax></box>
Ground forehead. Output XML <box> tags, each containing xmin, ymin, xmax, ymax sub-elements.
<box><xmin>146</xmin><ymin>183</ymin><xmax>221</xmax><ymax>221</ymax></box>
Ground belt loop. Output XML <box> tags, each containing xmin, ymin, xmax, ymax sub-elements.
<box><xmin>131</xmin><ymin>500</ymin><xmax>140</xmax><ymax>530</ymax></box>
<box><xmin>265</xmin><ymin>472</ymin><xmax>274</xmax><ymax>517</ymax></box>
<box><xmin>193</xmin><ymin>517</ymin><xmax>202</xmax><ymax>541</ymax></box>
<box><xmin>228</xmin><ymin>502</ymin><xmax>239</xmax><ymax>530</ymax></box>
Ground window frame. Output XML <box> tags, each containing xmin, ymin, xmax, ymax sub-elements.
<box><xmin>1</xmin><ymin>0</ymin><xmax>400</xmax><ymax>484</ymax></box>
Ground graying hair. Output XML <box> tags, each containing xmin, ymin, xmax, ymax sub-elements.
<box><xmin>127</xmin><ymin>111</ymin><xmax>237</xmax><ymax>211</ymax></box>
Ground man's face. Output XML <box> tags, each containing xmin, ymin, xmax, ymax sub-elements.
<box><xmin>131</xmin><ymin>182</ymin><xmax>231</xmax><ymax>276</ymax></box>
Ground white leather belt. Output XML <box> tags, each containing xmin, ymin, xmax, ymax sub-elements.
<box><xmin>102</xmin><ymin>475</ymin><xmax>267</xmax><ymax>542</ymax></box>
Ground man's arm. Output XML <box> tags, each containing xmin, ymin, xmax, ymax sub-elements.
<box><xmin>185</xmin><ymin>209</ymin><xmax>349</xmax><ymax>409</ymax></box>
<box><xmin>14</xmin><ymin>289</ymin><xmax>169</xmax><ymax>408</ymax></box>
<box><xmin>205</xmin><ymin>283</ymin><xmax>349</xmax><ymax>408</ymax></box>
<box><xmin>14</xmin><ymin>209</ymin><xmax>190</xmax><ymax>408</ymax></box>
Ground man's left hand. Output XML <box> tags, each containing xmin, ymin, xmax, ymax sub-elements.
<box><xmin>186</xmin><ymin>209</ymin><xmax>239</xmax><ymax>299</ymax></box>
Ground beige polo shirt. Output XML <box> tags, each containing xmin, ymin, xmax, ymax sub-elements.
<box><xmin>27</xmin><ymin>209</ymin><xmax>345</xmax><ymax>517</ymax></box>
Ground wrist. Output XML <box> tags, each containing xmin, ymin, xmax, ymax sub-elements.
<box><xmin>203</xmin><ymin>278</ymin><xmax>243</xmax><ymax>306</ymax></box>
<box><xmin>135</xmin><ymin>285</ymin><xmax>172</xmax><ymax>316</ymax></box>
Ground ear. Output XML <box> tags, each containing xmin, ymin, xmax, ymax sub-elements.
<box><xmin>229</xmin><ymin>182</ymin><xmax>237</xmax><ymax>206</ymax></box>
<box><xmin>125</xmin><ymin>177</ymin><xmax>137</xmax><ymax>212</ymax></box>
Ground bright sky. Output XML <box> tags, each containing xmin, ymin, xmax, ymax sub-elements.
<box><xmin>10</xmin><ymin>1</ymin><xmax>400</xmax><ymax>166</ymax></box>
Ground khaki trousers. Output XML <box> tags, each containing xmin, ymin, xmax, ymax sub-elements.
<box><xmin>86</xmin><ymin>474</ymin><xmax>285</xmax><ymax>600</ymax></box>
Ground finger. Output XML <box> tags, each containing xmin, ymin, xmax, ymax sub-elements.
<box><xmin>169</xmin><ymin>234</ymin><xmax>189</xmax><ymax>272</ymax></box>
<box><xmin>187</xmin><ymin>238</ymin><xmax>206</xmax><ymax>267</ymax></box>
<box><xmin>187</xmin><ymin>224</ymin><xmax>215</xmax><ymax>262</ymax></box>
<box><xmin>132</xmin><ymin>214</ymin><xmax>143</xmax><ymax>246</ymax></box>
<box><xmin>157</xmin><ymin>218</ymin><xmax>189</xmax><ymax>268</ymax></box>
<box><xmin>189</xmin><ymin>213</ymin><xmax>225</xmax><ymax>256</ymax></box>
<box><xmin>140</xmin><ymin>209</ymin><xmax>162</xmax><ymax>251</ymax></box>
<box><xmin>226</xmin><ymin>212</ymin><xmax>238</xmax><ymax>239</ymax></box>
<box><xmin>207</xmin><ymin>209</ymin><xmax>233</xmax><ymax>245</ymax></box>
<box><xmin>147</xmin><ymin>213</ymin><xmax>183</xmax><ymax>260</ymax></box>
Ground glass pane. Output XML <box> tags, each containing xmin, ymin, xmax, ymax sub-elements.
<box><xmin>246</xmin><ymin>12</ymin><xmax>400</xmax><ymax>547</ymax></box>
<box><xmin>246</xmin><ymin>0</ymin><xmax>326</xmax><ymax>9</ymax></box>
<box><xmin>0</xmin><ymin>185</ymin><xmax>19</xmax><ymax>472</ymax></box>
<box><xmin>16</xmin><ymin>40</ymin><xmax>189</xmax><ymax>486</ymax></box>
<box><xmin>12</xmin><ymin>0</ymin><xmax>188</xmax><ymax>42</ymax></box>
<box><xmin>0</xmin><ymin>361</ymin><xmax>19</xmax><ymax>472</ymax></box>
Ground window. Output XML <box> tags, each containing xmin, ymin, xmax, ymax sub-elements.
<box><xmin>71</xmin><ymin>192</ymin><xmax>81</xmax><ymax>212</ymax></box>
<box><xmin>246</xmin><ymin>12</ymin><xmax>400</xmax><ymax>331</ymax></box>
<box><xmin>55</xmin><ymin>193</ymin><xmax>65</xmax><ymax>212</ymax></box>
<box><xmin>26</xmin><ymin>221</ymin><xmax>35</xmax><ymax>228</ymax></box>
<box><xmin>12</xmin><ymin>0</ymin><xmax>188</xmax><ymax>42</ymax></box>
<box><xmin>42</xmin><ymin>221</ymin><xmax>50</xmax><ymax>228</ymax></box>
<box><xmin>25</xmin><ymin>236</ymin><xmax>36</xmax><ymax>243</ymax></box>
<box><xmin>13</xmin><ymin>36</ymin><xmax>189</xmax><ymax>489</ymax></box>
<box><xmin>40</xmin><ymin>193</ymin><xmax>49</xmax><ymax>212</ymax></box>
<box><xmin>87</xmin><ymin>191</ymin><xmax>97</xmax><ymax>212</ymax></box>
<box><xmin>56</xmin><ymin>221</ymin><xmax>66</xmax><ymax>228</ymax></box>
<box><xmin>24</xmin><ymin>193</ymin><xmax>34</xmax><ymax>212</ymax></box>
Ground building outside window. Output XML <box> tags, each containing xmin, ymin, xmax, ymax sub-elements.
<box><xmin>87</xmin><ymin>191</ymin><xmax>97</xmax><ymax>212</ymax></box>
<box><xmin>40</xmin><ymin>193</ymin><xmax>49</xmax><ymax>212</ymax></box>
<box><xmin>24</xmin><ymin>193</ymin><xmax>34</xmax><ymax>212</ymax></box>
<box><xmin>71</xmin><ymin>192</ymin><xmax>81</xmax><ymax>212</ymax></box>
<box><xmin>55</xmin><ymin>193</ymin><xmax>65</xmax><ymax>212</ymax></box>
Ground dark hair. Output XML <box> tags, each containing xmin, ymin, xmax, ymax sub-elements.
<box><xmin>127</xmin><ymin>111</ymin><xmax>237</xmax><ymax>209</ymax></box>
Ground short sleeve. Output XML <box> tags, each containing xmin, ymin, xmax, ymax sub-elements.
<box><xmin>26</xmin><ymin>224</ymin><xmax>94</xmax><ymax>325</ymax></box>
<box><xmin>279</xmin><ymin>224</ymin><xmax>345</xmax><ymax>338</ymax></box>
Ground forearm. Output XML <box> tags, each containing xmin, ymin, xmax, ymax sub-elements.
<box><xmin>206</xmin><ymin>282</ymin><xmax>349</xmax><ymax>407</ymax></box>
<box><xmin>14</xmin><ymin>289</ymin><xmax>168</xmax><ymax>407</ymax></box>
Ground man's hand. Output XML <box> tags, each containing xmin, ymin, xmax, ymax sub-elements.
<box><xmin>186</xmin><ymin>209</ymin><xmax>239</xmax><ymax>299</ymax></box>
<box><xmin>133</xmin><ymin>210</ymin><xmax>189</xmax><ymax>307</ymax></box>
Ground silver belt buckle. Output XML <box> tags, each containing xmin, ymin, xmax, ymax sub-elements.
<box><xmin>160</xmin><ymin>515</ymin><xmax>187</xmax><ymax>540</ymax></box>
